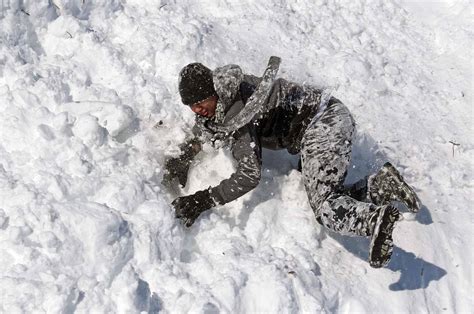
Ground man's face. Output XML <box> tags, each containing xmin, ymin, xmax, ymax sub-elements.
<box><xmin>190</xmin><ymin>96</ymin><xmax>218</xmax><ymax>118</ymax></box>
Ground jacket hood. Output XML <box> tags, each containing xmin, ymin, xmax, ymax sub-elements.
<box><xmin>212</xmin><ymin>64</ymin><xmax>244</xmax><ymax>116</ymax></box>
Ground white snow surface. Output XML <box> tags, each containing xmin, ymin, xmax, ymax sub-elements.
<box><xmin>0</xmin><ymin>0</ymin><xmax>472</xmax><ymax>313</ymax></box>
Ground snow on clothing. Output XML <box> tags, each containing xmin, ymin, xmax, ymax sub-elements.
<box><xmin>191</xmin><ymin>65</ymin><xmax>323</xmax><ymax>205</ymax></box>
<box><xmin>301</xmin><ymin>100</ymin><xmax>379</xmax><ymax>236</ymax></box>
<box><xmin>176</xmin><ymin>64</ymin><xmax>397</xmax><ymax>244</ymax></box>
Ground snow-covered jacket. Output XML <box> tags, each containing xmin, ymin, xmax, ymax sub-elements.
<box><xmin>184</xmin><ymin>65</ymin><xmax>324</xmax><ymax>205</ymax></box>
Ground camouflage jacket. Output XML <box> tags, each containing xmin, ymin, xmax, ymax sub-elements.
<box><xmin>180</xmin><ymin>64</ymin><xmax>324</xmax><ymax>205</ymax></box>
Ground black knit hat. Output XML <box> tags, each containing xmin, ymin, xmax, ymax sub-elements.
<box><xmin>178</xmin><ymin>63</ymin><xmax>217</xmax><ymax>106</ymax></box>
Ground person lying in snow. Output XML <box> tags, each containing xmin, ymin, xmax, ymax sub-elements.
<box><xmin>162</xmin><ymin>58</ymin><xmax>421</xmax><ymax>268</ymax></box>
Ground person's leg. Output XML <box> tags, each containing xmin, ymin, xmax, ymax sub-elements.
<box><xmin>302</xmin><ymin>101</ymin><xmax>375</xmax><ymax>235</ymax></box>
<box><xmin>301</xmin><ymin>101</ymin><xmax>400</xmax><ymax>267</ymax></box>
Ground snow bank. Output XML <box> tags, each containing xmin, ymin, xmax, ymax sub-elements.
<box><xmin>0</xmin><ymin>0</ymin><xmax>472</xmax><ymax>312</ymax></box>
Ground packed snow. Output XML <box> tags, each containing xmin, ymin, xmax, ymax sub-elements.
<box><xmin>0</xmin><ymin>0</ymin><xmax>472</xmax><ymax>313</ymax></box>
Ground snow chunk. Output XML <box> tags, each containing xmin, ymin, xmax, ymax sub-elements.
<box><xmin>343</xmin><ymin>59</ymin><xmax>372</xmax><ymax>82</ymax></box>
<box><xmin>57</xmin><ymin>202</ymin><xmax>133</xmax><ymax>283</ymax></box>
<box><xmin>63</xmin><ymin>101</ymin><xmax>136</xmax><ymax>138</ymax></box>
<box><xmin>72</xmin><ymin>114</ymin><xmax>107</xmax><ymax>146</ymax></box>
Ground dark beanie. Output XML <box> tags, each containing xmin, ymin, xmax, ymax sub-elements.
<box><xmin>178</xmin><ymin>63</ymin><xmax>217</xmax><ymax>106</ymax></box>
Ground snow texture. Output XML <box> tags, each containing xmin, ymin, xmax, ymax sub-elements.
<box><xmin>0</xmin><ymin>0</ymin><xmax>472</xmax><ymax>313</ymax></box>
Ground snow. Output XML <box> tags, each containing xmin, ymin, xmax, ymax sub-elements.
<box><xmin>0</xmin><ymin>0</ymin><xmax>472</xmax><ymax>313</ymax></box>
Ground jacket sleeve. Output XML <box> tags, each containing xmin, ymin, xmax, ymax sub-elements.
<box><xmin>210</xmin><ymin>125</ymin><xmax>262</xmax><ymax>205</ymax></box>
<box><xmin>172</xmin><ymin>117</ymin><xmax>205</xmax><ymax>165</ymax></box>
<box><xmin>178</xmin><ymin>137</ymin><xmax>202</xmax><ymax>163</ymax></box>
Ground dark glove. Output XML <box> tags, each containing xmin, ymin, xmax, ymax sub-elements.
<box><xmin>162</xmin><ymin>157</ymin><xmax>190</xmax><ymax>188</ymax></box>
<box><xmin>172</xmin><ymin>189</ymin><xmax>217</xmax><ymax>227</ymax></box>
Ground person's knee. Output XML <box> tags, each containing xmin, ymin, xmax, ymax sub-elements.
<box><xmin>310</xmin><ymin>196</ymin><xmax>333</xmax><ymax>227</ymax></box>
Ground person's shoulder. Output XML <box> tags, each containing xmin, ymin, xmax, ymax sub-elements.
<box><xmin>212</xmin><ymin>64</ymin><xmax>244</xmax><ymax>104</ymax></box>
<box><xmin>213</xmin><ymin>64</ymin><xmax>244</xmax><ymax>88</ymax></box>
<box><xmin>213</xmin><ymin>64</ymin><xmax>243</xmax><ymax>78</ymax></box>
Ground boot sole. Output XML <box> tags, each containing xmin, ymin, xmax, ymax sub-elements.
<box><xmin>369</xmin><ymin>205</ymin><xmax>400</xmax><ymax>268</ymax></box>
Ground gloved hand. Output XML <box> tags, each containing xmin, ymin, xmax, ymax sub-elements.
<box><xmin>162</xmin><ymin>157</ymin><xmax>190</xmax><ymax>188</ymax></box>
<box><xmin>172</xmin><ymin>189</ymin><xmax>216</xmax><ymax>227</ymax></box>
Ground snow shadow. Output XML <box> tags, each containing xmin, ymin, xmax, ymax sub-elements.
<box><xmin>414</xmin><ymin>205</ymin><xmax>433</xmax><ymax>225</ymax></box>
<box><xmin>345</xmin><ymin>131</ymin><xmax>387</xmax><ymax>185</ymax></box>
<box><xmin>114</xmin><ymin>118</ymin><xmax>141</xmax><ymax>143</ymax></box>
<box><xmin>387</xmin><ymin>248</ymin><xmax>447</xmax><ymax>291</ymax></box>
<box><xmin>136</xmin><ymin>279</ymin><xmax>162</xmax><ymax>313</ymax></box>
<box><xmin>331</xmin><ymin>233</ymin><xmax>446</xmax><ymax>290</ymax></box>
<box><xmin>261</xmin><ymin>148</ymin><xmax>301</xmax><ymax>174</ymax></box>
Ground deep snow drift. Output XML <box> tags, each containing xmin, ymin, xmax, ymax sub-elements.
<box><xmin>0</xmin><ymin>0</ymin><xmax>472</xmax><ymax>313</ymax></box>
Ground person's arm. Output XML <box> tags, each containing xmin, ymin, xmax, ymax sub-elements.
<box><xmin>162</xmin><ymin>113</ymin><xmax>214</xmax><ymax>188</ymax></box>
<box><xmin>162</xmin><ymin>136</ymin><xmax>202</xmax><ymax>188</ymax></box>
<box><xmin>210</xmin><ymin>125</ymin><xmax>261</xmax><ymax>204</ymax></box>
<box><xmin>173</xmin><ymin>125</ymin><xmax>262</xmax><ymax>227</ymax></box>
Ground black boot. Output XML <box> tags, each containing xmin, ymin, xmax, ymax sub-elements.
<box><xmin>368</xmin><ymin>162</ymin><xmax>421</xmax><ymax>213</ymax></box>
<box><xmin>369</xmin><ymin>205</ymin><xmax>401</xmax><ymax>268</ymax></box>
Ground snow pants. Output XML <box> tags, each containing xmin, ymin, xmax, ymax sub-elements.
<box><xmin>301</xmin><ymin>101</ymin><xmax>378</xmax><ymax>237</ymax></box>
